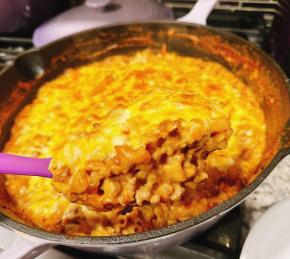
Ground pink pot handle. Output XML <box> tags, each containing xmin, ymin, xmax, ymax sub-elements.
<box><xmin>177</xmin><ymin>0</ymin><xmax>219</xmax><ymax>25</ymax></box>
<box><xmin>0</xmin><ymin>224</ymin><xmax>54</xmax><ymax>259</ymax></box>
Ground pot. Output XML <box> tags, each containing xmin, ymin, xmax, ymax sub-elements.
<box><xmin>0</xmin><ymin>5</ymin><xmax>289</xmax><ymax>259</ymax></box>
<box><xmin>32</xmin><ymin>0</ymin><xmax>174</xmax><ymax>47</ymax></box>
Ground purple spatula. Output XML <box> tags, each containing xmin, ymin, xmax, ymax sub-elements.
<box><xmin>0</xmin><ymin>153</ymin><xmax>52</xmax><ymax>178</ymax></box>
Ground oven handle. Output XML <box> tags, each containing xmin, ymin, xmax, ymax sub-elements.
<box><xmin>177</xmin><ymin>0</ymin><xmax>219</xmax><ymax>25</ymax></box>
<box><xmin>0</xmin><ymin>223</ymin><xmax>55</xmax><ymax>259</ymax></box>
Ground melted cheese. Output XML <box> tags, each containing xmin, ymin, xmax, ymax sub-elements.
<box><xmin>3</xmin><ymin>50</ymin><xmax>266</xmax><ymax>236</ymax></box>
<box><xmin>50</xmin><ymin>90</ymin><xmax>232</xmax><ymax>211</ymax></box>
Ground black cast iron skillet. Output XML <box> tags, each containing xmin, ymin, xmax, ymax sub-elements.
<box><xmin>0</xmin><ymin>22</ymin><xmax>289</xmax><ymax>258</ymax></box>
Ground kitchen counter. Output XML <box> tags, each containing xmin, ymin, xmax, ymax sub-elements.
<box><xmin>243</xmin><ymin>155</ymin><xmax>290</xmax><ymax>234</ymax></box>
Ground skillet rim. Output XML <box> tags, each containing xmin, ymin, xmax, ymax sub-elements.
<box><xmin>0</xmin><ymin>20</ymin><xmax>290</xmax><ymax>245</ymax></box>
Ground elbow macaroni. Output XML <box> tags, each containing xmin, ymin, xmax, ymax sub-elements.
<box><xmin>49</xmin><ymin>90</ymin><xmax>232</xmax><ymax>211</ymax></box>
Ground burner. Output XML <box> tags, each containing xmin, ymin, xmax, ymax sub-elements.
<box><xmin>0</xmin><ymin>37</ymin><xmax>32</xmax><ymax>69</ymax></box>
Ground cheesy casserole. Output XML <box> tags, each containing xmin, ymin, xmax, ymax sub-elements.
<box><xmin>2</xmin><ymin>50</ymin><xmax>266</xmax><ymax>236</ymax></box>
<box><xmin>50</xmin><ymin>90</ymin><xmax>232</xmax><ymax>211</ymax></box>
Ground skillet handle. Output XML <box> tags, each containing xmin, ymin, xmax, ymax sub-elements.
<box><xmin>0</xmin><ymin>223</ymin><xmax>54</xmax><ymax>259</ymax></box>
<box><xmin>177</xmin><ymin>0</ymin><xmax>218</xmax><ymax>25</ymax></box>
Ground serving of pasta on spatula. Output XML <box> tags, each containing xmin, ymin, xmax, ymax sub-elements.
<box><xmin>49</xmin><ymin>89</ymin><xmax>232</xmax><ymax>212</ymax></box>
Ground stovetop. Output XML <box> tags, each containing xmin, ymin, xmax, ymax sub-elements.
<box><xmin>0</xmin><ymin>0</ymin><xmax>287</xmax><ymax>71</ymax></box>
<box><xmin>0</xmin><ymin>0</ymin><xmax>287</xmax><ymax>70</ymax></box>
<box><xmin>0</xmin><ymin>37</ymin><xmax>32</xmax><ymax>70</ymax></box>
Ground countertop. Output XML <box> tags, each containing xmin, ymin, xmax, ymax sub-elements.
<box><xmin>243</xmin><ymin>155</ymin><xmax>290</xmax><ymax>233</ymax></box>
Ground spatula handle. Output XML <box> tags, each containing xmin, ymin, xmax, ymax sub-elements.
<box><xmin>0</xmin><ymin>153</ymin><xmax>52</xmax><ymax>178</ymax></box>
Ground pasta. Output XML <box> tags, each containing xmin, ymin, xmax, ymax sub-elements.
<box><xmin>2</xmin><ymin>49</ymin><xmax>266</xmax><ymax>236</ymax></box>
<box><xmin>50</xmin><ymin>90</ymin><xmax>232</xmax><ymax>211</ymax></box>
